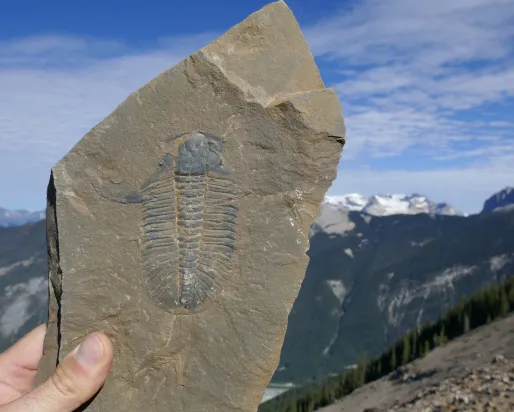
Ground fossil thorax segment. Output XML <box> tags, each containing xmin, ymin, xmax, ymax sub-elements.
<box><xmin>99</xmin><ymin>132</ymin><xmax>239</xmax><ymax>312</ymax></box>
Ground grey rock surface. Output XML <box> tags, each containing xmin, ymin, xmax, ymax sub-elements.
<box><xmin>35</xmin><ymin>1</ymin><xmax>345</xmax><ymax>411</ymax></box>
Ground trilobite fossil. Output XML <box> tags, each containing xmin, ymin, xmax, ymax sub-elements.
<box><xmin>97</xmin><ymin>132</ymin><xmax>242</xmax><ymax>311</ymax></box>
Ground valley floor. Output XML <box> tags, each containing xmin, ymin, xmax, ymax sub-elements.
<box><xmin>318</xmin><ymin>314</ymin><xmax>514</xmax><ymax>411</ymax></box>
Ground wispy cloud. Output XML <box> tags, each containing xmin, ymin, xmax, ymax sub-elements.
<box><xmin>305</xmin><ymin>0</ymin><xmax>514</xmax><ymax>163</ymax></box>
<box><xmin>0</xmin><ymin>32</ymin><xmax>219</xmax><ymax>157</ymax></box>
<box><xmin>0</xmin><ymin>33</ymin><xmax>219</xmax><ymax>209</ymax></box>
<box><xmin>0</xmin><ymin>35</ymin><xmax>127</xmax><ymax>67</ymax></box>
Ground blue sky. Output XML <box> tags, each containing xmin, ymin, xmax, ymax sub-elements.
<box><xmin>1</xmin><ymin>0</ymin><xmax>513</xmax><ymax>214</ymax></box>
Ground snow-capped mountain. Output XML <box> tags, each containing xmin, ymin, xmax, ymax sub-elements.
<box><xmin>481</xmin><ymin>187</ymin><xmax>514</xmax><ymax>213</ymax></box>
<box><xmin>324</xmin><ymin>193</ymin><xmax>368</xmax><ymax>212</ymax></box>
<box><xmin>323</xmin><ymin>193</ymin><xmax>462</xmax><ymax>217</ymax></box>
<box><xmin>0</xmin><ymin>208</ymin><xmax>45</xmax><ymax>228</ymax></box>
<box><xmin>277</xmin><ymin>191</ymin><xmax>514</xmax><ymax>384</ymax></box>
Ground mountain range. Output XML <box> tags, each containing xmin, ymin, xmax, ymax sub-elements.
<box><xmin>322</xmin><ymin>193</ymin><xmax>463</xmax><ymax>217</ymax></box>
<box><xmin>274</xmin><ymin>187</ymin><xmax>514</xmax><ymax>383</ymax></box>
<box><xmin>0</xmin><ymin>208</ymin><xmax>45</xmax><ymax>228</ymax></box>
<box><xmin>0</xmin><ymin>220</ymin><xmax>47</xmax><ymax>351</ymax></box>
<box><xmin>1</xmin><ymin>187</ymin><xmax>513</xmax><ymax>386</ymax></box>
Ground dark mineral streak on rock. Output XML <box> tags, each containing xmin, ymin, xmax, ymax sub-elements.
<box><xmin>98</xmin><ymin>133</ymin><xmax>238</xmax><ymax>311</ymax></box>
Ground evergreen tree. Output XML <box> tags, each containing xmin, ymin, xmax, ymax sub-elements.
<box><xmin>258</xmin><ymin>276</ymin><xmax>514</xmax><ymax>412</ymax></box>
<box><xmin>285</xmin><ymin>397</ymin><xmax>297</xmax><ymax>412</ymax></box>
<box><xmin>423</xmin><ymin>340</ymin><xmax>430</xmax><ymax>356</ymax></box>
<box><xmin>439</xmin><ymin>325</ymin><xmax>448</xmax><ymax>344</ymax></box>
<box><xmin>390</xmin><ymin>349</ymin><xmax>397</xmax><ymax>371</ymax></box>
<box><xmin>433</xmin><ymin>332</ymin><xmax>439</xmax><ymax>347</ymax></box>
<box><xmin>355</xmin><ymin>354</ymin><xmax>368</xmax><ymax>387</ymax></box>
<box><xmin>463</xmin><ymin>313</ymin><xmax>470</xmax><ymax>334</ymax></box>
<box><xmin>401</xmin><ymin>335</ymin><xmax>410</xmax><ymax>365</ymax></box>
<box><xmin>500</xmin><ymin>288</ymin><xmax>509</xmax><ymax>316</ymax></box>
<box><xmin>508</xmin><ymin>282</ymin><xmax>514</xmax><ymax>309</ymax></box>
<box><xmin>411</xmin><ymin>330</ymin><xmax>418</xmax><ymax>358</ymax></box>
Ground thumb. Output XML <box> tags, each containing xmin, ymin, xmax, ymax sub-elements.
<box><xmin>4</xmin><ymin>332</ymin><xmax>113</xmax><ymax>412</ymax></box>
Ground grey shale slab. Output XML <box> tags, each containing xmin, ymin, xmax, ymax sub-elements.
<box><xmin>36</xmin><ymin>1</ymin><xmax>346</xmax><ymax>410</ymax></box>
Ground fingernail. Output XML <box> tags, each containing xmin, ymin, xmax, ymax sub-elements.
<box><xmin>75</xmin><ymin>334</ymin><xmax>105</xmax><ymax>366</ymax></box>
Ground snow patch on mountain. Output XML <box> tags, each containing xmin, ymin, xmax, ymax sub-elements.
<box><xmin>0</xmin><ymin>277</ymin><xmax>47</xmax><ymax>338</ymax></box>
<box><xmin>323</xmin><ymin>193</ymin><xmax>462</xmax><ymax>217</ymax></box>
<box><xmin>323</xmin><ymin>280</ymin><xmax>348</xmax><ymax>356</ymax></box>
<box><xmin>383</xmin><ymin>264</ymin><xmax>480</xmax><ymax>328</ymax></box>
<box><xmin>325</xmin><ymin>193</ymin><xmax>368</xmax><ymax>212</ymax></box>
<box><xmin>489</xmin><ymin>254</ymin><xmax>513</xmax><ymax>272</ymax></box>
<box><xmin>310</xmin><ymin>202</ymin><xmax>357</xmax><ymax>236</ymax></box>
<box><xmin>326</xmin><ymin>280</ymin><xmax>347</xmax><ymax>304</ymax></box>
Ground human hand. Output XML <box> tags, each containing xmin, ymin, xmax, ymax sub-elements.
<box><xmin>0</xmin><ymin>324</ymin><xmax>113</xmax><ymax>411</ymax></box>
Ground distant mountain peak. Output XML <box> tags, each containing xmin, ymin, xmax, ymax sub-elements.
<box><xmin>481</xmin><ymin>187</ymin><xmax>514</xmax><ymax>214</ymax></box>
<box><xmin>324</xmin><ymin>194</ymin><xmax>367</xmax><ymax>212</ymax></box>
<box><xmin>322</xmin><ymin>193</ymin><xmax>462</xmax><ymax>217</ymax></box>
<box><xmin>0</xmin><ymin>208</ymin><xmax>45</xmax><ymax>228</ymax></box>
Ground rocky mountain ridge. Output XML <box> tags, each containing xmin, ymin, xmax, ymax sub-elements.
<box><xmin>482</xmin><ymin>187</ymin><xmax>514</xmax><ymax>213</ymax></box>
<box><xmin>0</xmin><ymin>208</ymin><xmax>45</xmax><ymax>228</ymax></box>
<box><xmin>323</xmin><ymin>193</ymin><xmax>463</xmax><ymax>218</ymax></box>
<box><xmin>275</xmin><ymin>204</ymin><xmax>514</xmax><ymax>383</ymax></box>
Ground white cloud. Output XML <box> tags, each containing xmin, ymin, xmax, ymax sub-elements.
<box><xmin>0</xmin><ymin>33</ymin><xmax>218</xmax><ymax>210</ymax></box>
<box><xmin>0</xmin><ymin>32</ymin><xmax>219</xmax><ymax>158</ymax></box>
<box><xmin>305</xmin><ymin>0</ymin><xmax>514</xmax><ymax>164</ymax></box>
<box><xmin>307</xmin><ymin>0</ymin><xmax>514</xmax><ymax>64</ymax></box>
<box><xmin>0</xmin><ymin>35</ymin><xmax>126</xmax><ymax>67</ymax></box>
<box><xmin>490</xmin><ymin>121</ymin><xmax>514</xmax><ymax>127</ymax></box>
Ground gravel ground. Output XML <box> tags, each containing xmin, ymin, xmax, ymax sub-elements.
<box><xmin>319</xmin><ymin>314</ymin><xmax>514</xmax><ymax>412</ymax></box>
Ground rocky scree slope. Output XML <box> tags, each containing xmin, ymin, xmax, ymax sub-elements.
<box><xmin>318</xmin><ymin>313</ymin><xmax>514</xmax><ymax>412</ymax></box>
